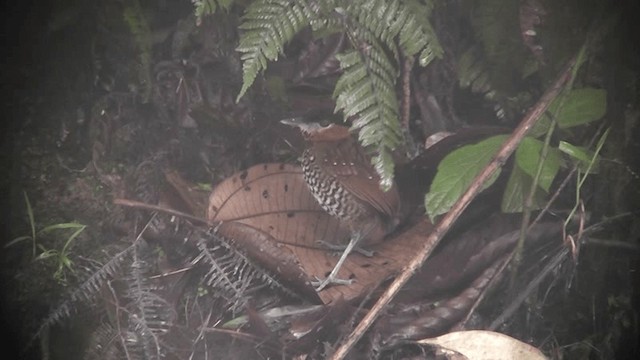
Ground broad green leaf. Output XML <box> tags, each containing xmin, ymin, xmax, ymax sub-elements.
<box><xmin>558</xmin><ymin>141</ymin><xmax>601</xmax><ymax>174</ymax></box>
<box><xmin>515</xmin><ymin>137</ymin><xmax>561</xmax><ymax>192</ymax></box>
<box><xmin>425</xmin><ymin>135</ymin><xmax>507</xmax><ymax>219</ymax></box>
<box><xmin>530</xmin><ymin>88</ymin><xmax>607</xmax><ymax>137</ymax></box>
<box><xmin>552</xmin><ymin>88</ymin><xmax>607</xmax><ymax>128</ymax></box>
<box><xmin>501</xmin><ymin>165</ymin><xmax>547</xmax><ymax>213</ymax></box>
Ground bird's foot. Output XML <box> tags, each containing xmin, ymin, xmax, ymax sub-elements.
<box><xmin>315</xmin><ymin>240</ymin><xmax>375</xmax><ymax>257</ymax></box>
<box><xmin>312</xmin><ymin>275</ymin><xmax>354</xmax><ymax>292</ymax></box>
<box><xmin>313</xmin><ymin>235</ymin><xmax>363</xmax><ymax>291</ymax></box>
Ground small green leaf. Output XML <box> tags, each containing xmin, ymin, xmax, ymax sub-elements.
<box><xmin>4</xmin><ymin>236</ymin><xmax>33</xmax><ymax>248</ymax></box>
<box><xmin>61</xmin><ymin>225</ymin><xmax>86</xmax><ymax>254</ymax></box>
<box><xmin>425</xmin><ymin>135</ymin><xmax>507</xmax><ymax>219</ymax></box>
<box><xmin>36</xmin><ymin>249</ymin><xmax>59</xmax><ymax>261</ymax></box>
<box><xmin>39</xmin><ymin>222</ymin><xmax>85</xmax><ymax>235</ymax></box>
<box><xmin>457</xmin><ymin>48</ymin><xmax>483</xmax><ymax>89</ymax></box>
<box><xmin>265</xmin><ymin>75</ymin><xmax>287</xmax><ymax>103</ymax></box>
<box><xmin>558</xmin><ymin>141</ymin><xmax>601</xmax><ymax>173</ymax></box>
<box><xmin>196</xmin><ymin>182</ymin><xmax>213</xmax><ymax>191</ymax></box>
<box><xmin>501</xmin><ymin>165</ymin><xmax>547</xmax><ymax>213</ymax></box>
<box><xmin>61</xmin><ymin>256</ymin><xmax>73</xmax><ymax>269</ymax></box>
<box><xmin>515</xmin><ymin>137</ymin><xmax>561</xmax><ymax>192</ymax></box>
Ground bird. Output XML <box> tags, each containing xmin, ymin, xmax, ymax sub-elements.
<box><xmin>281</xmin><ymin>118</ymin><xmax>401</xmax><ymax>291</ymax></box>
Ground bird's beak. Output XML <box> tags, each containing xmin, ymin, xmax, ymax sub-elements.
<box><xmin>280</xmin><ymin>117</ymin><xmax>323</xmax><ymax>135</ymax></box>
<box><xmin>280</xmin><ymin>117</ymin><xmax>303</xmax><ymax>127</ymax></box>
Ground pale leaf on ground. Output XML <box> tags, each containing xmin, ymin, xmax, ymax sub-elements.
<box><xmin>418</xmin><ymin>330</ymin><xmax>547</xmax><ymax>360</ymax></box>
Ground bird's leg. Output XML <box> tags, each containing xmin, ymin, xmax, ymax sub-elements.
<box><xmin>314</xmin><ymin>239</ymin><xmax>375</xmax><ymax>257</ymax></box>
<box><xmin>313</xmin><ymin>228</ymin><xmax>371</xmax><ymax>291</ymax></box>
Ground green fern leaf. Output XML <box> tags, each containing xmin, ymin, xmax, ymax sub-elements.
<box><xmin>333</xmin><ymin>42</ymin><xmax>401</xmax><ymax>190</ymax></box>
<box><xmin>330</xmin><ymin>0</ymin><xmax>442</xmax><ymax>187</ymax></box>
<box><xmin>345</xmin><ymin>0</ymin><xmax>443</xmax><ymax>64</ymax></box>
<box><xmin>236</xmin><ymin>0</ymin><xmax>314</xmax><ymax>101</ymax></box>
<box><xmin>192</xmin><ymin>0</ymin><xmax>235</xmax><ymax>22</ymax></box>
<box><xmin>235</xmin><ymin>0</ymin><xmax>443</xmax><ymax>188</ymax></box>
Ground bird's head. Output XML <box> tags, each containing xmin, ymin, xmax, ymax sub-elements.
<box><xmin>280</xmin><ymin>117</ymin><xmax>351</xmax><ymax>142</ymax></box>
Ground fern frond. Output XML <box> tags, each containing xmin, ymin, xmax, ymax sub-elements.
<box><xmin>196</xmin><ymin>229</ymin><xmax>303</xmax><ymax>312</ymax></box>
<box><xmin>126</xmin><ymin>243</ymin><xmax>174</xmax><ymax>358</ymax></box>
<box><xmin>123</xmin><ymin>0</ymin><xmax>153</xmax><ymax>102</ymax></box>
<box><xmin>330</xmin><ymin>0</ymin><xmax>442</xmax><ymax>188</ymax></box>
<box><xmin>197</xmin><ymin>240</ymin><xmax>251</xmax><ymax>309</ymax></box>
<box><xmin>192</xmin><ymin>0</ymin><xmax>235</xmax><ymax>22</ymax></box>
<box><xmin>33</xmin><ymin>242</ymin><xmax>136</xmax><ymax>342</ymax></box>
<box><xmin>83</xmin><ymin>323</ymin><xmax>121</xmax><ymax>360</ymax></box>
<box><xmin>119</xmin><ymin>331</ymin><xmax>147</xmax><ymax>360</ymax></box>
<box><xmin>236</xmin><ymin>0</ymin><xmax>315</xmax><ymax>101</ymax></box>
<box><xmin>235</xmin><ymin>0</ymin><xmax>443</xmax><ymax>187</ymax></box>
<box><xmin>471</xmin><ymin>0</ymin><xmax>524</xmax><ymax>91</ymax></box>
<box><xmin>333</xmin><ymin>37</ymin><xmax>401</xmax><ymax>190</ymax></box>
<box><xmin>193</xmin><ymin>0</ymin><xmax>216</xmax><ymax>21</ymax></box>
<box><xmin>345</xmin><ymin>0</ymin><xmax>443</xmax><ymax>66</ymax></box>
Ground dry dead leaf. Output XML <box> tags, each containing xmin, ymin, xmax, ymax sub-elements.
<box><xmin>418</xmin><ymin>330</ymin><xmax>547</xmax><ymax>360</ymax></box>
<box><xmin>207</xmin><ymin>163</ymin><xmax>432</xmax><ymax>303</ymax></box>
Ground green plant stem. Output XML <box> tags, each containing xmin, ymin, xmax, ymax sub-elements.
<box><xmin>510</xmin><ymin>115</ymin><xmax>557</xmax><ymax>286</ymax></box>
<box><xmin>23</xmin><ymin>191</ymin><xmax>36</xmax><ymax>258</ymax></box>
<box><xmin>509</xmin><ymin>43</ymin><xmax>587</xmax><ymax>286</ymax></box>
<box><xmin>563</xmin><ymin>128</ymin><xmax>610</xmax><ymax>230</ymax></box>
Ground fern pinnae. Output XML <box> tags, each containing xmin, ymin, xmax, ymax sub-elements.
<box><xmin>235</xmin><ymin>0</ymin><xmax>443</xmax><ymax>188</ymax></box>
<box><xmin>198</xmin><ymin>229</ymin><xmax>307</xmax><ymax>306</ymax></box>
<box><xmin>197</xmin><ymin>240</ymin><xmax>244</xmax><ymax>299</ymax></box>
<box><xmin>333</xmin><ymin>29</ymin><xmax>401</xmax><ymax>188</ymax></box>
<box><xmin>236</xmin><ymin>0</ymin><xmax>315</xmax><ymax>101</ymax></box>
<box><xmin>331</xmin><ymin>0</ymin><xmax>442</xmax><ymax>188</ymax></box>
<box><xmin>127</xmin><ymin>246</ymin><xmax>167</xmax><ymax>358</ymax></box>
<box><xmin>357</xmin><ymin>0</ymin><xmax>402</xmax><ymax>57</ymax></box>
<box><xmin>31</xmin><ymin>242</ymin><xmax>137</xmax><ymax>348</ymax></box>
<box><xmin>219</xmin><ymin>232</ymin><xmax>305</xmax><ymax>297</ymax></box>
<box><xmin>83</xmin><ymin>322</ymin><xmax>121</xmax><ymax>360</ymax></box>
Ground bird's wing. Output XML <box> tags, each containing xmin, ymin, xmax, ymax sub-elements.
<box><xmin>319</xmin><ymin>140</ymin><xmax>400</xmax><ymax>220</ymax></box>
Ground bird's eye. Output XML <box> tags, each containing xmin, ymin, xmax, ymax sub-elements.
<box><xmin>319</xmin><ymin>119</ymin><xmax>331</xmax><ymax>127</ymax></box>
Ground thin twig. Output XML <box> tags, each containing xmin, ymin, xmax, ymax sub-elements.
<box><xmin>489</xmin><ymin>247</ymin><xmax>570</xmax><ymax>330</ymax></box>
<box><xmin>113</xmin><ymin>198</ymin><xmax>211</xmax><ymax>226</ymax></box>
<box><xmin>582</xmin><ymin>238</ymin><xmax>640</xmax><ymax>251</ymax></box>
<box><xmin>329</xmin><ymin>56</ymin><xmax>577</xmax><ymax>360</ymax></box>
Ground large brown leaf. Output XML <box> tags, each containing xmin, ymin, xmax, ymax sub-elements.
<box><xmin>207</xmin><ymin>163</ymin><xmax>431</xmax><ymax>303</ymax></box>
